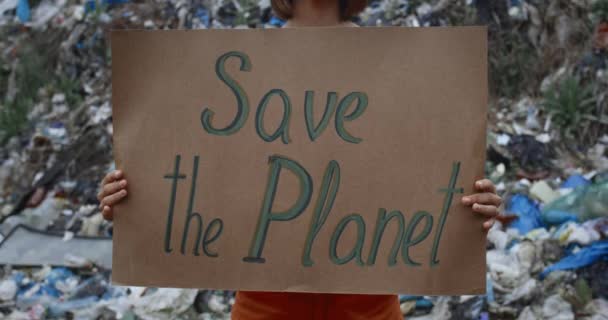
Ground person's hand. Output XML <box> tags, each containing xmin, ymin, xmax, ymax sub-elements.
<box><xmin>98</xmin><ymin>170</ymin><xmax>128</xmax><ymax>221</ymax></box>
<box><xmin>461</xmin><ymin>179</ymin><xmax>501</xmax><ymax>231</ymax></box>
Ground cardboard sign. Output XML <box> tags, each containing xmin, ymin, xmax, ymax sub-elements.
<box><xmin>111</xmin><ymin>27</ymin><xmax>487</xmax><ymax>295</ymax></box>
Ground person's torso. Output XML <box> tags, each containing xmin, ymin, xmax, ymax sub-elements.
<box><xmin>231</xmin><ymin>291</ymin><xmax>402</xmax><ymax>320</ymax></box>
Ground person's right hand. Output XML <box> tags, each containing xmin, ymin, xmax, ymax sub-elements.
<box><xmin>98</xmin><ymin>170</ymin><xmax>128</xmax><ymax>221</ymax></box>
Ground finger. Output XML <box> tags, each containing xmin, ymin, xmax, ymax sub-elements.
<box><xmin>472</xmin><ymin>203</ymin><xmax>499</xmax><ymax>217</ymax></box>
<box><xmin>102</xmin><ymin>170</ymin><xmax>123</xmax><ymax>186</ymax></box>
<box><xmin>103</xmin><ymin>180</ymin><xmax>127</xmax><ymax>197</ymax></box>
<box><xmin>483</xmin><ymin>219</ymin><xmax>495</xmax><ymax>231</ymax></box>
<box><xmin>475</xmin><ymin>179</ymin><xmax>496</xmax><ymax>193</ymax></box>
<box><xmin>97</xmin><ymin>179</ymin><xmax>127</xmax><ymax>205</ymax></box>
<box><xmin>461</xmin><ymin>193</ymin><xmax>502</xmax><ymax>206</ymax></box>
<box><xmin>100</xmin><ymin>189</ymin><xmax>128</xmax><ymax>208</ymax></box>
<box><xmin>97</xmin><ymin>180</ymin><xmax>127</xmax><ymax>204</ymax></box>
<box><xmin>102</xmin><ymin>205</ymin><xmax>114</xmax><ymax>221</ymax></box>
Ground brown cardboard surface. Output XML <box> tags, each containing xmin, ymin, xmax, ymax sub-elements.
<box><xmin>111</xmin><ymin>26</ymin><xmax>488</xmax><ymax>295</ymax></box>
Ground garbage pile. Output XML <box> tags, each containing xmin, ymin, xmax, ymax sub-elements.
<box><xmin>0</xmin><ymin>0</ymin><xmax>607</xmax><ymax>319</ymax></box>
<box><xmin>0</xmin><ymin>266</ymin><xmax>234</xmax><ymax>319</ymax></box>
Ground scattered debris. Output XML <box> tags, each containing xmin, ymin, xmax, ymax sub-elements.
<box><xmin>0</xmin><ymin>224</ymin><xmax>112</xmax><ymax>268</ymax></box>
<box><xmin>1</xmin><ymin>0</ymin><xmax>608</xmax><ymax>318</ymax></box>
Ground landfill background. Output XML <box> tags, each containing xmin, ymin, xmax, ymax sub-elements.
<box><xmin>0</xmin><ymin>0</ymin><xmax>607</xmax><ymax>319</ymax></box>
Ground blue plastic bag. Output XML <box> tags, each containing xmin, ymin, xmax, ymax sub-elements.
<box><xmin>269</xmin><ymin>16</ymin><xmax>285</xmax><ymax>27</ymax></box>
<box><xmin>85</xmin><ymin>0</ymin><xmax>130</xmax><ymax>13</ymax></box>
<box><xmin>561</xmin><ymin>174</ymin><xmax>590</xmax><ymax>189</ymax></box>
<box><xmin>543</xmin><ymin>210</ymin><xmax>578</xmax><ymax>226</ymax></box>
<box><xmin>541</xmin><ymin>175</ymin><xmax>603</xmax><ymax>226</ymax></box>
<box><xmin>507</xmin><ymin>194</ymin><xmax>544</xmax><ymax>234</ymax></box>
<box><xmin>104</xmin><ymin>0</ymin><xmax>130</xmax><ymax>4</ymax></box>
<box><xmin>542</xmin><ymin>181</ymin><xmax>608</xmax><ymax>223</ymax></box>
<box><xmin>398</xmin><ymin>295</ymin><xmax>433</xmax><ymax>310</ymax></box>
<box><xmin>16</xmin><ymin>0</ymin><xmax>30</xmax><ymax>22</ymax></box>
<box><xmin>540</xmin><ymin>241</ymin><xmax>608</xmax><ymax>279</ymax></box>
<box><xmin>48</xmin><ymin>296</ymin><xmax>99</xmax><ymax>317</ymax></box>
<box><xmin>195</xmin><ymin>8</ymin><xmax>210</xmax><ymax>28</ymax></box>
<box><xmin>486</xmin><ymin>273</ymin><xmax>494</xmax><ymax>303</ymax></box>
<box><xmin>39</xmin><ymin>268</ymin><xmax>75</xmax><ymax>298</ymax></box>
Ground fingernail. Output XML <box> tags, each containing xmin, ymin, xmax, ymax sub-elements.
<box><xmin>115</xmin><ymin>170</ymin><xmax>122</xmax><ymax>177</ymax></box>
<box><xmin>462</xmin><ymin>197</ymin><xmax>470</xmax><ymax>204</ymax></box>
<box><xmin>121</xmin><ymin>190</ymin><xmax>127</xmax><ymax>195</ymax></box>
<box><xmin>120</xmin><ymin>180</ymin><xmax>127</xmax><ymax>187</ymax></box>
<box><xmin>473</xmin><ymin>203</ymin><xmax>479</xmax><ymax>210</ymax></box>
<box><xmin>476</xmin><ymin>181</ymin><xmax>482</xmax><ymax>187</ymax></box>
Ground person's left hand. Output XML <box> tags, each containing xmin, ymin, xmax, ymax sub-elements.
<box><xmin>461</xmin><ymin>179</ymin><xmax>502</xmax><ymax>231</ymax></box>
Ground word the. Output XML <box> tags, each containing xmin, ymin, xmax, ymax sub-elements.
<box><xmin>163</xmin><ymin>155</ymin><xmax>224</xmax><ymax>257</ymax></box>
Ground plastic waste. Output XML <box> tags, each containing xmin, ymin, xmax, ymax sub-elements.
<box><xmin>542</xmin><ymin>294</ymin><xmax>574</xmax><ymax>320</ymax></box>
<box><xmin>507</xmin><ymin>135</ymin><xmax>553</xmax><ymax>173</ymax></box>
<box><xmin>587</xmin><ymin>217</ymin><xmax>608</xmax><ymax>237</ymax></box>
<box><xmin>40</xmin><ymin>267</ymin><xmax>76</xmax><ymax>297</ymax></box>
<box><xmin>543</xmin><ymin>210</ymin><xmax>578</xmax><ymax>226</ymax></box>
<box><xmin>541</xmin><ymin>241</ymin><xmax>608</xmax><ymax>279</ymax></box>
<box><xmin>408</xmin><ymin>297</ymin><xmax>450</xmax><ymax>320</ymax></box>
<box><xmin>529</xmin><ymin>181</ymin><xmax>560</xmax><ymax>203</ymax></box>
<box><xmin>48</xmin><ymin>296</ymin><xmax>99</xmax><ymax>317</ymax></box>
<box><xmin>561</xmin><ymin>174</ymin><xmax>591</xmax><ymax>189</ymax></box>
<box><xmin>195</xmin><ymin>7</ymin><xmax>210</xmax><ymax>28</ymax></box>
<box><xmin>398</xmin><ymin>295</ymin><xmax>434</xmax><ymax>311</ymax></box>
<box><xmin>15</xmin><ymin>267</ymin><xmax>75</xmax><ymax>308</ymax></box>
<box><xmin>104</xmin><ymin>288</ymin><xmax>198</xmax><ymax>320</ymax></box>
<box><xmin>269</xmin><ymin>16</ymin><xmax>285</xmax><ymax>27</ymax></box>
<box><xmin>584</xmin><ymin>299</ymin><xmax>608</xmax><ymax>320</ymax></box>
<box><xmin>0</xmin><ymin>278</ymin><xmax>18</xmax><ymax>301</ymax></box>
<box><xmin>20</xmin><ymin>195</ymin><xmax>65</xmax><ymax>230</ymax></box>
<box><xmin>514</xmin><ymin>241</ymin><xmax>543</xmax><ymax>274</ymax></box>
<box><xmin>504</xmin><ymin>278</ymin><xmax>538</xmax><ymax>304</ymax></box>
<box><xmin>554</xmin><ymin>222</ymin><xmax>601</xmax><ymax>245</ymax></box>
<box><xmin>0</xmin><ymin>0</ymin><xmax>19</xmax><ymax>23</ymax></box>
<box><xmin>487</xmin><ymin>249</ymin><xmax>528</xmax><ymax>290</ymax></box>
<box><xmin>104</xmin><ymin>0</ymin><xmax>130</xmax><ymax>4</ymax></box>
<box><xmin>506</xmin><ymin>194</ymin><xmax>545</xmax><ymax>234</ymax></box>
<box><xmin>0</xmin><ymin>1</ymin><xmax>606</xmax><ymax>319</ymax></box>
<box><xmin>487</xmin><ymin>227</ymin><xmax>513</xmax><ymax>250</ymax></box>
<box><xmin>16</xmin><ymin>0</ymin><xmax>30</xmax><ymax>22</ymax></box>
<box><xmin>400</xmin><ymin>300</ymin><xmax>416</xmax><ymax>315</ymax></box>
<box><xmin>486</xmin><ymin>274</ymin><xmax>495</xmax><ymax>303</ymax></box>
<box><xmin>524</xmin><ymin>227</ymin><xmax>551</xmax><ymax>241</ymax></box>
<box><xmin>84</xmin><ymin>0</ymin><xmax>96</xmax><ymax>13</ymax></box>
<box><xmin>70</xmin><ymin>274</ymin><xmax>107</xmax><ymax>300</ymax></box>
<box><xmin>542</xmin><ymin>180</ymin><xmax>608</xmax><ymax>223</ymax></box>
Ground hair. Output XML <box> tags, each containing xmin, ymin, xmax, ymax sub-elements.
<box><xmin>271</xmin><ymin>0</ymin><xmax>368</xmax><ymax>21</ymax></box>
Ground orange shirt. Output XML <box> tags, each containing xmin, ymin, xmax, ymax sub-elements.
<box><xmin>232</xmin><ymin>291</ymin><xmax>402</xmax><ymax>320</ymax></box>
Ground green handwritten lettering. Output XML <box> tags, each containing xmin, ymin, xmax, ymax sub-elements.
<box><xmin>330</xmin><ymin>213</ymin><xmax>366</xmax><ymax>266</ymax></box>
<box><xmin>255</xmin><ymin>89</ymin><xmax>291</xmax><ymax>144</ymax></box>
<box><xmin>402</xmin><ymin>211</ymin><xmax>433</xmax><ymax>266</ymax></box>
<box><xmin>163</xmin><ymin>154</ymin><xmax>186</xmax><ymax>253</ymax></box>
<box><xmin>367</xmin><ymin>208</ymin><xmax>405</xmax><ymax>266</ymax></box>
<box><xmin>302</xmin><ymin>160</ymin><xmax>340</xmax><ymax>267</ymax></box>
<box><xmin>202</xmin><ymin>218</ymin><xmax>223</xmax><ymax>257</ymax></box>
<box><xmin>335</xmin><ymin>92</ymin><xmax>368</xmax><ymax>144</ymax></box>
<box><xmin>430</xmin><ymin>162</ymin><xmax>463</xmax><ymax>266</ymax></box>
<box><xmin>304</xmin><ymin>91</ymin><xmax>338</xmax><ymax>141</ymax></box>
<box><xmin>243</xmin><ymin>155</ymin><xmax>313</xmax><ymax>263</ymax></box>
<box><xmin>180</xmin><ymin>156</ymin><xmax>204</xmax><ymax>256</ymax></box>
<box><xmin>201</xmin><ymin>51</ymin><xmax>251</xmax><ymax>135</ymax></box>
